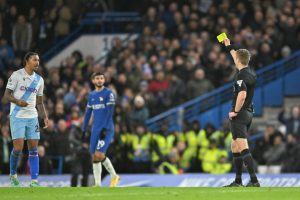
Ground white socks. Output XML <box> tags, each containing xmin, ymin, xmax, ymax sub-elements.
<box><xmin>93</xmin><ymin>157</ymin><xmax>117</xmax><ymax>186</ymax></box>
<box><xmin>102</xmin><ymin>157</ymin><xmax>117</xmax><ymax>176</ymax></box>
<box><xmin>93</xmin><ymin>162</ymin><xmax>102</xmax><ymax>186</ymax></box>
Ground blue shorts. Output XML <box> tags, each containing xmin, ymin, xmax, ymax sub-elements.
<box><xmin>89</xmin><ymin>128</ymin><xmax>114</xmax><ymax>154</ymax></box>
<box><xmin>10</xmin><ymin>117</ymin><xmax>40</xmax><ymax>140</ymax></box>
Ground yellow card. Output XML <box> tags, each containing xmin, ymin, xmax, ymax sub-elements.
<box><xmin>217</xmin><ymin>32</ymin><xmax>228</xmax><ymax>42</ymax></box>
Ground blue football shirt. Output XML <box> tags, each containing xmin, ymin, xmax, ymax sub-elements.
<box><xmin>82</xmin><ymin>87</ymin><xmax>115</xmax><ymax>132</ymax></box>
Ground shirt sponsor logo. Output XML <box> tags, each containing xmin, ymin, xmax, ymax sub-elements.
<box><xmin>20</xmin><ymin>86</ymin><xmax>37</xmax><ymax>93</ymax></box>
<box><xmin>92</xmin><ymin>104</ymin><xmax>105</xmax><ymax>109</ymax></box>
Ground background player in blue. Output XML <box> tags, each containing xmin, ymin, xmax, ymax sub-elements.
<box><xmin>82</xmin><ymin>72</ymin><xmax>120</xmax><ymax>187</ymax></box>
<box><xmin>4</xmin><ymin>52</ymin><xmax>49</xmax><ymax>187</ymax></box>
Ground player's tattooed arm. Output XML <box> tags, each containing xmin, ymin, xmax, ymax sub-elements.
<box><xmin>37</xmin><ymin>96</ymin><xmax>49</xmax><ymax>128</ymax></box>
<box><xmin>3</xmin><ymin>88</ymin><xmax>28</xmax><ymax>107</ymax></box>
<box><xmin>36</xmin><ymin>96</ymin><xmax>47</xmax><ymax>119</ymax></box>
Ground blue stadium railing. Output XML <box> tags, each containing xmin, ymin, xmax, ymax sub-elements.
<box><xmin>42</xmin><ymin>12</ymin><xmax>141</xmax><ymax>62</ymax></box>
<box><xmin>146</xmin><ymin>51</ymin><xmax>300</xmax><ymax>133</ymax></box>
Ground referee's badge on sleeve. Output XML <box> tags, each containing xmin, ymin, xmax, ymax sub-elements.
<box><xmin>237</xmin><ymin>80</ymin><xmax>243</xmax><ymax>87</ymax></box>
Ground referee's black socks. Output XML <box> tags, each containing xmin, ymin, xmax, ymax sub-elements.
<box><xmin>233</xmin><ymin>152</ymin><xmax>243</xmax><ymax>184</ymax></box>
<box><xmin>241</xmin><ymin>149</ymin><xmax>258</xmax><ymax>183</ymax></box>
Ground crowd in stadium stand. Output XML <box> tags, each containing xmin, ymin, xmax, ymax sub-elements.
<box><xmin>1</xmin><ymin>0</ymin><xmax>300</xmax><ymax>175</ymax></box>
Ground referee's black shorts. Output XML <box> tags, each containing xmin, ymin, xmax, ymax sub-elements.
<box><xmin>230</xmin><ymin>110</ymin><xmax>253</xmax><ymax>140</ymax></box>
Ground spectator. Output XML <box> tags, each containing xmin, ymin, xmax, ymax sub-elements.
<box><xmin>280</xmin><ymin>46</ymin><xmax>291</xmax><ymax>59</ymax></box>
<box><xmin>281</xmin><ymin>16</ymin><xmax>298</xmax><ymax>51</ymax></box>
<box><xmin>281</xmin><ymin>134</ymin><xmax>300</xmax><ymax>172</ymax></box>
<box><xmin>263</xmin><ymin>134</ymin><xmax>286</xmax><ymax>165</ymax></box>
<box><xmin>149</xmin><ymin>70</ymin><xmax>169</xmax><ymax>114</ymax></box>
<box><xmin>278</xmin><ymin>105</ymin><xmax>300</xmax><ymax>138</ymax></box>
<box><xmin>52</xmin><ymin>119</ymin><xmax>71</xmax><ymax>157</ymax></box>
<box><xmin>38</xmin><ymin>145</ymin><xmax>52</xmax><ymax>174</ymax></box>
<box><xmin>130</xmin><ymin>124</ymin><xmax>152</xmax><ymax>173</ymax></box>
<box><xmin>51</xmin><ymin>101</ymin><xmax>66</xmax><ymax>123</ymax></box>
<box><xmin>0</xmin><ymin>37</ymin><xmax>15</xmax><ymax>71</ymax></box>
<box><xmin>69</xmin><ymin>124</ymin><xmax>91</xmax><ymax>187</ymax></box>
<box><xmin>2</xmin><ymin>5</ymin><xmax>18</xmax><ymax>44</ymax></box>
<box><xmin>158</xmin><ymin>148</ymin><xmax>180</xmax><ymax>174</ymax></box>
<box><xmin>130</xmin><ymin>95</ymin><xmax>149</xmax><ymax>125</ymax></box>
<box><xmin>142</xmin><ymin>6</ymin><xmax>159</xmax><ymax>30</ymax></box>
<box><xmin>40</xmin><ymin>119</ymin><xmax>56</xmax><ymax>156</ymax></box>
<box><xmin>149</xmin><ymin>70</ymin><xmax>169</xmax><ymax>93</ymax></box>
<box><xmin>186</xmin><ymin>68</ymin><xmax>214</xmax><ymax>100</ymax></box>
<box><xmin>52</xmin><ymin>119</ymin><xmax>72</xmax><ymax>173</ymax></box>
<box><xmin>252</xmin><ymin>124</ymin><xmax>282</xmax><ymax>165</ymax></box>
<box><xmin>50</xmin><ymin>0</ymin><xmax>72</xmax><ymax>38</ymax></box>
<box><xmin>28</xmin><ymin>7</ymin><xmax>39</xmax><ymax>49</ymax></box>
<box><xmin>105</xmin><ymin>37</ymin><xmax>123</xmax><ymax>66</ymax></box>
<box><xmin>165</xmin><ymin>73</ymin><xmax>185</xmax><ymax>107</ymax></box>
<box><xmin>256</xmin><ymin>42</ymin><xmax>274</xmax><ymax>68</ymax></box>
<box><xmin>0</xmin><ymin>125</ymin><xmax>12</xmax><ymax>174</ymax></box>
<box><xmin>12</xmin><ymin>15</ymin><xmax>33</xmax><ymax>56</ymax></box>
<box><xmin>0</xmin><ymin>77</ymin><xmax>5</xmax><ymax>102</ymax></box>
<box><xmin>199</xmin><ymin>139</ymin><xmax>231</xmax><ymax>174</ymax></box>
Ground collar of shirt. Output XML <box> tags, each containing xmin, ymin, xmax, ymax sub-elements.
<box><xmin>22</xmin><ymin>68</ymin><xmax>35</xmax><ymax>80</ymax></box>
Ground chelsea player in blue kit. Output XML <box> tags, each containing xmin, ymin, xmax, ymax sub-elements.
<box><xmin>82</xmin><ymin>72</ymin><xmax>120</xmax><ymax>187</ymax></box>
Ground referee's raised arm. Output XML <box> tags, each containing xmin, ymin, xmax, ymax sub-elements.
<box><xmin>223</xmin><ymin>38</ymin><xmax>238</xmax><ymax>66</ymax></box>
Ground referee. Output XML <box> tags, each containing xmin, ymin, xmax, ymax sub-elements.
<box><xmin>223</xmin><ymin>38</ymin><xmax>260</xmax><ymax>187</ymax></box>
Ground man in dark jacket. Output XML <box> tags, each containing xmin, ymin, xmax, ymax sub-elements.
<box><xmin>0</xmin><ymin>125</ymin><xmax>13</xmax><ymax>174</ymax></box>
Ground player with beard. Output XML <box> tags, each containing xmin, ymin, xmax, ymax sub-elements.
<box><xmin>82</xmin><ymin>72</ymin><xmax>120</xmax><ymax>187</ymax></box>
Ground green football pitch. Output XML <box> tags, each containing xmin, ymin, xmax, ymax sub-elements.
<box><xmin>1</xmin><ymin>187</ymin><xmax>300</xmax><ymax>200</ymax></box>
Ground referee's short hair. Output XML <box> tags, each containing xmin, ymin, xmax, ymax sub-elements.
<box><xmin>236</xmin><ymin>49</ymin><xmax>251</xmax><ymax>65</ymax></box>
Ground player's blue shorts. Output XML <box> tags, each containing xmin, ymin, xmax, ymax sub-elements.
<box><xmin>10</xmin><ymin>117</ymin><xmax>40</xmax><ymax>140</ymax></box>
<box><xmin>89</xmin><ymin>128</ymin><xmax>114</xmax><ymax>154</ymax></box>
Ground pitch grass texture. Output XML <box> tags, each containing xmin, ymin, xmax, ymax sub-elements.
<box><xmin>1</xmin><ymin>187</ymin><xmax>300</xmax><ymax>200</ymax></box>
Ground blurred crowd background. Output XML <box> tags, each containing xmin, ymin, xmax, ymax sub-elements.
<box><xmin>1</xmin><ymin>0</ymin><xmax>300</xmax><ymax>177</ymax></box>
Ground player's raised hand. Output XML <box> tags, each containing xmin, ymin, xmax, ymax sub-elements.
<box><xmin>43</xmin><ymin>118</ymin><xmax>49</xmax><ymax>129</ymax></box>
<box><xmin>223</xmin><ymin>38</ymin><xmax>231</xmax><ymax>46</ymax></box>
<box><xmin>17</xmin><ymin>99</ymin><xmax>28</xmax><ymax>107</ymax></box>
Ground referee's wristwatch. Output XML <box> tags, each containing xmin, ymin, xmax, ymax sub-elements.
<box><xmin>233</xmin><ymin>110</ymin><xmax>239</xmax><ymax>114</ymax></box>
